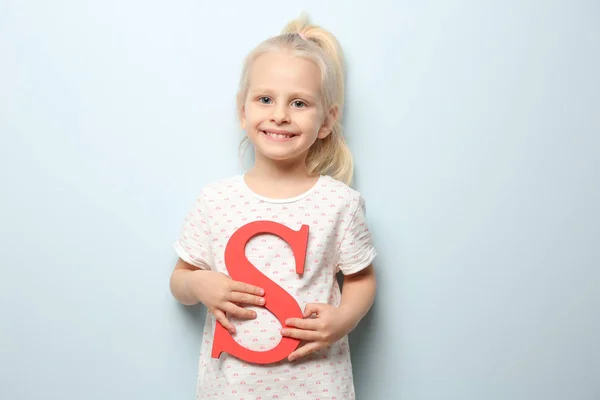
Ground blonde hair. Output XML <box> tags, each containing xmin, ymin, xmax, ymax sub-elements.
<box><xmin>236</xmin><ymin>14</ymin><xmax>354</xmax><ymax>186</ymax></box>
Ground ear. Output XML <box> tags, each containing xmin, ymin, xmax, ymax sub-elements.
<box><xmin>317</xmin><ymin>105</ymin><xmax>339</xmax><ymax>139</ymax></box>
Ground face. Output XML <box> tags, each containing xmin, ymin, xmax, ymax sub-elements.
<box><xmin>240</xmin><ymin>51</ymin><xmax>335</xmax><ymax>167</ymax></box>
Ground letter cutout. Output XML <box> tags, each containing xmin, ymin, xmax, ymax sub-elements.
<box><xmin>211</xmin><ymin>221</ymin><xmax>309</xmax><ymax>364</ymax></box>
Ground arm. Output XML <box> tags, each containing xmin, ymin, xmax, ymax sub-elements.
<box><xmin>169</xmin><ymin>258</ymin><xmax>204</xmax><ymax>306</ymax></box>
<box><xmin>337</xmin><ymin>264</ymin><xmax>377</xmax><ymax>331</ymax></box>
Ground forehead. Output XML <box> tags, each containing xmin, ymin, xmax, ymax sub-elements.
<box><xmin>248</xmin><ymin>51</ymin><xmax>321</xmax><ymax>95</ymax></box>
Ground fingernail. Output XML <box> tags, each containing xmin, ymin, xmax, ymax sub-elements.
<box><xmin>259</xmin><ymin>298</ymin><xmax>265</xmax><ymax>305</ymax></box>
<box><xmin>259</xmin><ymin>289</ymin><xmax>265</xmax><ymax>295</ymax></box>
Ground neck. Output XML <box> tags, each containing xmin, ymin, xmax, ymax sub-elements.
<box><xmin>243</xmin><ymin>153</ymin><xmax>321</xmax><ymax>199</ymax></box>
<box><xmin>249</xmin><ymin>153</ymin><xmax>317</xmax><ymax>181</ymax></box>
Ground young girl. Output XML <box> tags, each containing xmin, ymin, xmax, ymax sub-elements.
<box><xmin>170</xmin><ymin>15</ymin><xmax>377</xmax><ymax>399</ymax></box>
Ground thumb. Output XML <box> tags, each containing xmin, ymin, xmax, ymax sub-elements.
<box><xmin>303</xmin><ymin>303</ymin><xmax>324</xmax><ymax>318</ymax></box>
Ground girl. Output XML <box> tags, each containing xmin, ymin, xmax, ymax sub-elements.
<box><xmin>170</xmin><ymin>15</ymin><xmax>377</xmax><ymax>399</ymax></box>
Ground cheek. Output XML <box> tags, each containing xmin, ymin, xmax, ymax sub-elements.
<box><xmin>306</xmin><ymin>113</ymin><xmax>323</xmax><ymax>133</ymax></box>
<box><xmin>246</xmin><ymin>105</ymin><xmax>266</xmax><ymax>126</ymax></box>
<box><xmin>242</xmin><ymin>110</ymin><xmax>256</xmax><ymax>129</ymax></box>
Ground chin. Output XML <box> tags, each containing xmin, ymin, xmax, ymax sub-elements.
<box><xmin>258</xmin><ymin>151</ymin><xmax>303</xmax><ymax>162</ymax></box>
<box><xmin>253</xmin><ymin>145</ymin><xmax>308</xmax><ymax>163</ymax></box>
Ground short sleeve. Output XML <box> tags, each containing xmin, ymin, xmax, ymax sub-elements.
<box><xmin>172</xmin><ymin>191</ymin><xmax>214</xmax><ymax>270</ymax></box>
<box><xmin>337</xmin><ymin>195</ymin><xmax>377</xmax><ymax>275</ymax></box>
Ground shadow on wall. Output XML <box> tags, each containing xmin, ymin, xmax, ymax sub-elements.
<box><xmin>182</xmin><ymin>303</ymin><xmax>207</xmax><ymax>329</ymax></box>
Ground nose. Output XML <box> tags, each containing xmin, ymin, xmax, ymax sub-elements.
<box><xmin>270</xmin><ymin>103</ymin><xmax>290</xmax><ymax>124</ymax></box>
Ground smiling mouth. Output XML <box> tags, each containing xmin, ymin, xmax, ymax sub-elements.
<box><xmin>261</xmin><ymin>130</ymin><xmax>299</xmax><ymax>141</ymax></box>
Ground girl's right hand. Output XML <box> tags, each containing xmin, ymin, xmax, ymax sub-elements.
<box><xmin>190</xmin><ymin>270</ymin><xmax>266</xmax><ymax>334</ymax></box>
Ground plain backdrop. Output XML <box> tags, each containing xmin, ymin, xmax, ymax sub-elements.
<box><xmin>1</xmin><ymin>0</ymin><xmax>599</xmax><ymax>399</ymax></box>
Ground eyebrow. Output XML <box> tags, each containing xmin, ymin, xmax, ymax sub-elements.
<box><xmin>250</xmin><ymin>88</ymin><xmax>318</xmax><ymax>102</ymax></box>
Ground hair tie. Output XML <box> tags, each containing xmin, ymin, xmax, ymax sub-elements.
<box><xmin>298</xmin><ymin>32</ymin><xmax>307</xmax><ymax>40</ymax></box>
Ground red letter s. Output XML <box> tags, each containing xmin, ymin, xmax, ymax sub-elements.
<box><xmin>211</xmin><ymin>221</ymin><xmax>309</xmax><ymax>364</ymax></box>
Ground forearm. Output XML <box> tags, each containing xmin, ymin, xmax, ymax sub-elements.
<box><xmin>170</xmin><ymin>266</ymin><xmax>204</xmax><ymax>306</ymax></box>
<box><xmin>338</xmin><ymin>264</ymin><xmax>377</xmax><ymax>331</ymax></box>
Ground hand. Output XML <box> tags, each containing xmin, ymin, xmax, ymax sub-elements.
<box><xmin>189</xmin><ymin>270</ymin><xmax>265</xmax><ymax>334</ymax></box>
<box><xmin>280</xmin><ymin>303</ymin><xmax>355</xmax><ymax>362</ymax></box>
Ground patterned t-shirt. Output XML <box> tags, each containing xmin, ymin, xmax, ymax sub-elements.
<box><xmin>173</xmin><ymin>174</ymin><xmax>377</xmax><ymax>400</ymax></box>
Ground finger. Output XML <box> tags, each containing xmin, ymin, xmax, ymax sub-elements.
<box><xmin>280</xmin><ymin>327</ymin><xmax>321</xmax><ymax>342</ymax></box>
<box><xmin>288</xmin><ymin>341</ymin><xmax>323</xmax><ymax>362</ymax></box>
<box><xmin>213</xmin><ymin>309</ymin><xmax>236</xmax><ymax>334</ymax></box>
<box><xmin>229</xmin><ymin>291</ymin><xmax>266</xmax><ymax>306</ymax></box>
<box><xmin>230</xmin><ymin>281</ymin><xmax>265</xmax><ymax>296</ymax></box>
<box><xmin>223</xmin><ymin>302</ymin><xmax>257</xmax><ymax>319</ymax></box>
<box><xmin>303</xmin><ymin>303</ymin><xmax>324</xmax><ymax>317</ymax></box>
<box><xmin>285</xmin><ymin>317</ymin><xmax>319</xmax><ymax>330</ymax></box>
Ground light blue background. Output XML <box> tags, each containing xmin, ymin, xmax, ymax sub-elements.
<box><xmin>1</xmin><ymin>1</ymin><xmax>599</xmax><ymax>399</ymax></box>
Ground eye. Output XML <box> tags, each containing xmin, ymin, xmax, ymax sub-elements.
<box><xmin>291</xmin><ymin>100</ymin><xmax>307</xmax><ymax>108</ymax></box>
<box><xmin>258</xmin><ymin>97</ymin><xmax>272</xmax><ymax>104</ymax></box>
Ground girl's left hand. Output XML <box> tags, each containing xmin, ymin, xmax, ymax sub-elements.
<box><xmin>280</xmin><ymin>303</ymin><xmax>355</xmax><ymax>362</ymax></box>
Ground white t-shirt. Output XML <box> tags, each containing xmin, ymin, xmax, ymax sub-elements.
<box><xmin>173</xmin><ymin>174</ymin><xmax>377</xmax><ymax>399</ymax></box>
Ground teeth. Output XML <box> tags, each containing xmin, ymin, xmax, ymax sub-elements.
<box><xmin>264</xmin><ymin>131</ymin><xmax>294</xmax><ymax>139</ymax></box>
